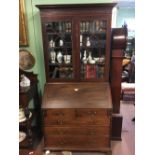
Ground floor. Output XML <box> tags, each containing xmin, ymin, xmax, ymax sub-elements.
<box><xmin>111</xmin><ymin>101</ymin><xmax>135</xmax><ymax>155</ymax></box>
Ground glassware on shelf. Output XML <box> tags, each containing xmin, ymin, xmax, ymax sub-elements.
<box><xmin>86</xmin><ymin>37</ymin><xmax>91</xmax><ymax>47</ymax></box>
<box><xmin>68</xmin><ymin>22</ymin><xmax>71</xmax><ymax>32</ymax></box>
<box><xmin>59</xmin><ymin>39</ymin><xmax>64</xmax><ymax>47</ymax></box>
<box><xmin>89</xmin><ymin>59</ymin><xmax>95</xmax><ymax>64</ymax></box>
<box><xmin>50</xmin><ymin>50</ymin><xmax>56</xmax><ymax>63</ymax></box>
<box><xmin>49</xmin><ymin>39</ymin><xmax>55</xmax><ymax>48</ymax></box>
<box><xmin>59</xmin><ymin>67</ymin><xmax>73</xmax><ymax>79</ymax></box>
<box><xmin>59</xmin><ymin>22</ymin><xmax>63</xmax><ymax>32</ymax></box>
<box><xmin>65</xmin><ymin>22</ymin><xmax>71</xmax><ymax>33</ymax></box>
<box><xmin>82</xmin><ymin>50</ymin><xmax>87</xmax><ymax>64</ymax></box>
<box><xmin>99</xmin><ymin>56</ymin><xmax>105</xmax><ymax>64</ymax></box>
<box><xmin>82</xmin><ymin>22</ymin><xmax>86</xmax><ymax>32</ymax></box>
<box><xmin>95</xmin><ymin>21</ymin><xmax>100</xmax><ymax>32</ymax></box>
<box><xmin>99</xmin><ymin>21</ymin><xmax>106</xmax><ymax>32</ymax></box>
<box><xmin>91</xmin><ymin>21</ymin><xmax>95</xmax><ymax>33</ymax></box>
<box><xmin>88</xmin><ymin>52</ymin><xmax>92</xmax><ymax>63</ymax></box>
<box><xmin>85</xmin><ymin>22</ymin><xmax>89</xmax><ymax>32</ymax></box>
<box><xmin>64</xmin><ymin>55</ymin><xmax>71</xmax><ymax>64</ymax></box>
<box><xmin>80</xmin><ymin>35</ymin><xmax>83</xmax><ymax>46</ymax></box>
<box><xmin>94</xmin><ymin>57</ymin><xmax>100</xmax><ymax>63</ymax></box>
<box><xmin>57</xmin><ymin>51</ymin><xmax>63</xmax><ymax>64</ymax></box>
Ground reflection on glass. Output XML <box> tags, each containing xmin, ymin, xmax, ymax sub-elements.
<box><xmin>80</xmin><ymin>20</ymin><xmax>106</xmax><ymax>80</ymax></box>
<box><xmin>45</xmin><ymin>21</ymin><xmax>73</xmax><ymax>79</ymax></box>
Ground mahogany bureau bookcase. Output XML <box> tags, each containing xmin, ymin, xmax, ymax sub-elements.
<box><xmin>36</xmin><ymin>3</ymin><xmax>127</xmax><ymax>155</ymax></box>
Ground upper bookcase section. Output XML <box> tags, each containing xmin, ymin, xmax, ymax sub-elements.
<box><xmin>36</xmin><ymin>3</ymin><xmax>116</xmax><ymax>83</ymax></box>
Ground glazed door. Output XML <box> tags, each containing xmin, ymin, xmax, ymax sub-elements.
<box><xmin>42</xmin><ymin>19</ymin><xmax>76</xmax><ymax>82</ymax></box>
<box><xmin>41</xmin><ymin>17</ymin><xmax>111</xmax><ymax>82</ymax></box>
<box><xmin>78</xmin><ymin>18</ymin><xmax>111</xmax><ymax>81</ymax></box>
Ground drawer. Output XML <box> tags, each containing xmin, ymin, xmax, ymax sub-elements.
<box><xmin>74</xmin><ymin>109</ymin><xmax>111</xmax><ymax>125</ymax></box>
<box><xmin>44</xmin><ymin>126</ymin><xmax>110</xmax><ymax>136</ymax></box>
<box><xmin>44</xmin><ymin>135</ymin><xmax>110</xmax><ymax>149</ymax></box>
<box><xmin>43</xmin><ymin>109</ymin><xmax>111</xmax><ymax>126</ymax></box>
<box><xmin>43</xmin><ymin>109</ymin><xmax>74</xmax><ymax>118</ymax></box>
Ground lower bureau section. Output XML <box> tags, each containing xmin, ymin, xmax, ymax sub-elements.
<box><xmin>44</xmin><ymin>135</ymin><xmax>110</xmax><ymax>150</ymax></box>
<box><xmin>41</xmin><ymin>83</ymin><xmax>113</xmax><ymax>154</ymax></box>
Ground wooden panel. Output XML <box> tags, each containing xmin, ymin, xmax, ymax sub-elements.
<box><xmin>42</xmin><ymin>83</ymin><xmax>112</xmax><ymax>109</ymax></box>
<box><xmin>44</xmin><ymin>126</ymin><xmax>110</xmax><ymax>136</ymax></box>
<box><xmin>110</xmin><ymin>49</ymin><xmax>123</xmax><ymax>113</ymax></box>
<box><xmin>44</xmin><ymin>135</ymin><xmax>110</xmax><ymax>149</ymax></box>
<box><xmin>110</xmin><ymin>27</ymin><xmax>127</xmax><ymax>114</ymax></box>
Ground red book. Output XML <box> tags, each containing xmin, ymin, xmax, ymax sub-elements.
<box><xmin>86</xmin><ymin>64</ymin><xmax>96</xmax><ymax>79</ymax></box>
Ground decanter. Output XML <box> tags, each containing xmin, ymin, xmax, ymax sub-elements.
<box><xmin>82</xmin><ymin>50</ymin><xmax>87</xmax><ymax>64</ymax></box>
<box><xmin>49</xmin><ymin>39</ymin><xmax>55</xmax><ymax>48</ymax></box>
<box><xmin>50</xmin><ymin>50</ymin><xmax>56</xmax><ymax>63</ymax></box>
<box><xmin>88</xmin><ymin>52</ymin><xmax>92</xmax><ymax>63</ymax></box>
<box><xmin>57</xmin><ymin>51</ymin><xmax>63</xmax><ymax>64</ymax></box>
<box><xmin>86</xmin><ymin>37</ymin><xmax>91</xmax><ymax>47</ymax></box>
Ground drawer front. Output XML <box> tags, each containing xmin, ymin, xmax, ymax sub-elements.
<box><xmin>44</xmin><ymin>126</ymin><xmax>110</xmax><ymax>137</ymax></box>
<box><xmin>43</xmin><ymin>109</ymin><xmax>111</xmax><ymax>126</ymax></box>
<box><xmin>74</xmin><ymin>109</ymin><xmax>111</xmax><ymax>125</ymax></box>
<box><xmin>44</xmin><ymin>135</ymin><xmax>110</xmax><ymax>149</ymax></box>
<box><xmin>43</xmin><ymin>109</ymin><xmax>73</xmax><ymax>126</ymax></box>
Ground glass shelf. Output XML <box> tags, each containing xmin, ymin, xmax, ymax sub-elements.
<box><xmin>49</xmin><ymin>62</ymin><xmax>72</xmax><ymax>67</ymax></box>
<box><xmin>49</xmin><ymin>66</ymin><xmax>73</xmax><ymax>79</ymax></box>
<box><xmin>45</xmin><ymin>22</ymin><xmax>71</xmax><ymax>33</ymax></box>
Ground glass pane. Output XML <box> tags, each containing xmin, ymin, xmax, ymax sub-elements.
<box><xmin>45</xmin><ymin>21</ymin><xmax>73</xmax><ymax>79</ymax></box>
<box><xmin>80</xmin><ymin>20</ymin><xmax>106</xmax><ymax>80</ymax></box>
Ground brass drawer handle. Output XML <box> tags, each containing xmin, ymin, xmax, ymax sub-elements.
<box><xmin>57</xmin><ymin>120</ymin><xmax>63</xmax><ymax>125</ymax></box>
<box><xmin>88</xmin><ymin>111</ymin><xmax>97</xmax><ymax>116</ymax></box>
<box><xmin>60</xmin><ymin>140</ymin><xmax>66</xmax><ymax>145</ymax></box>
<box><xmin>93</xmin><ymin>111</ymin><xmax>97</xmax><ymax>114</ymax></box>
<box><xmin>91</xmin><ymin>111</ymin><xmax>97</xmax><ymax>116</ymax></box>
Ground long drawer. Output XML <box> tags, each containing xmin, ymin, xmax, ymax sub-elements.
<box><xmin>44</xmin><ymin>126</ymin><xmax>110</xmax><ymax>137</ymax></box>
<box><xmin>43</xmin><ymin>109</ymin><xmax>111</xmax><ymax>126</ymax></box>
<box><xmin>44</xmin><ymin>135</ymin><xmax>110</xmax><ymax>149</ymax></box>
